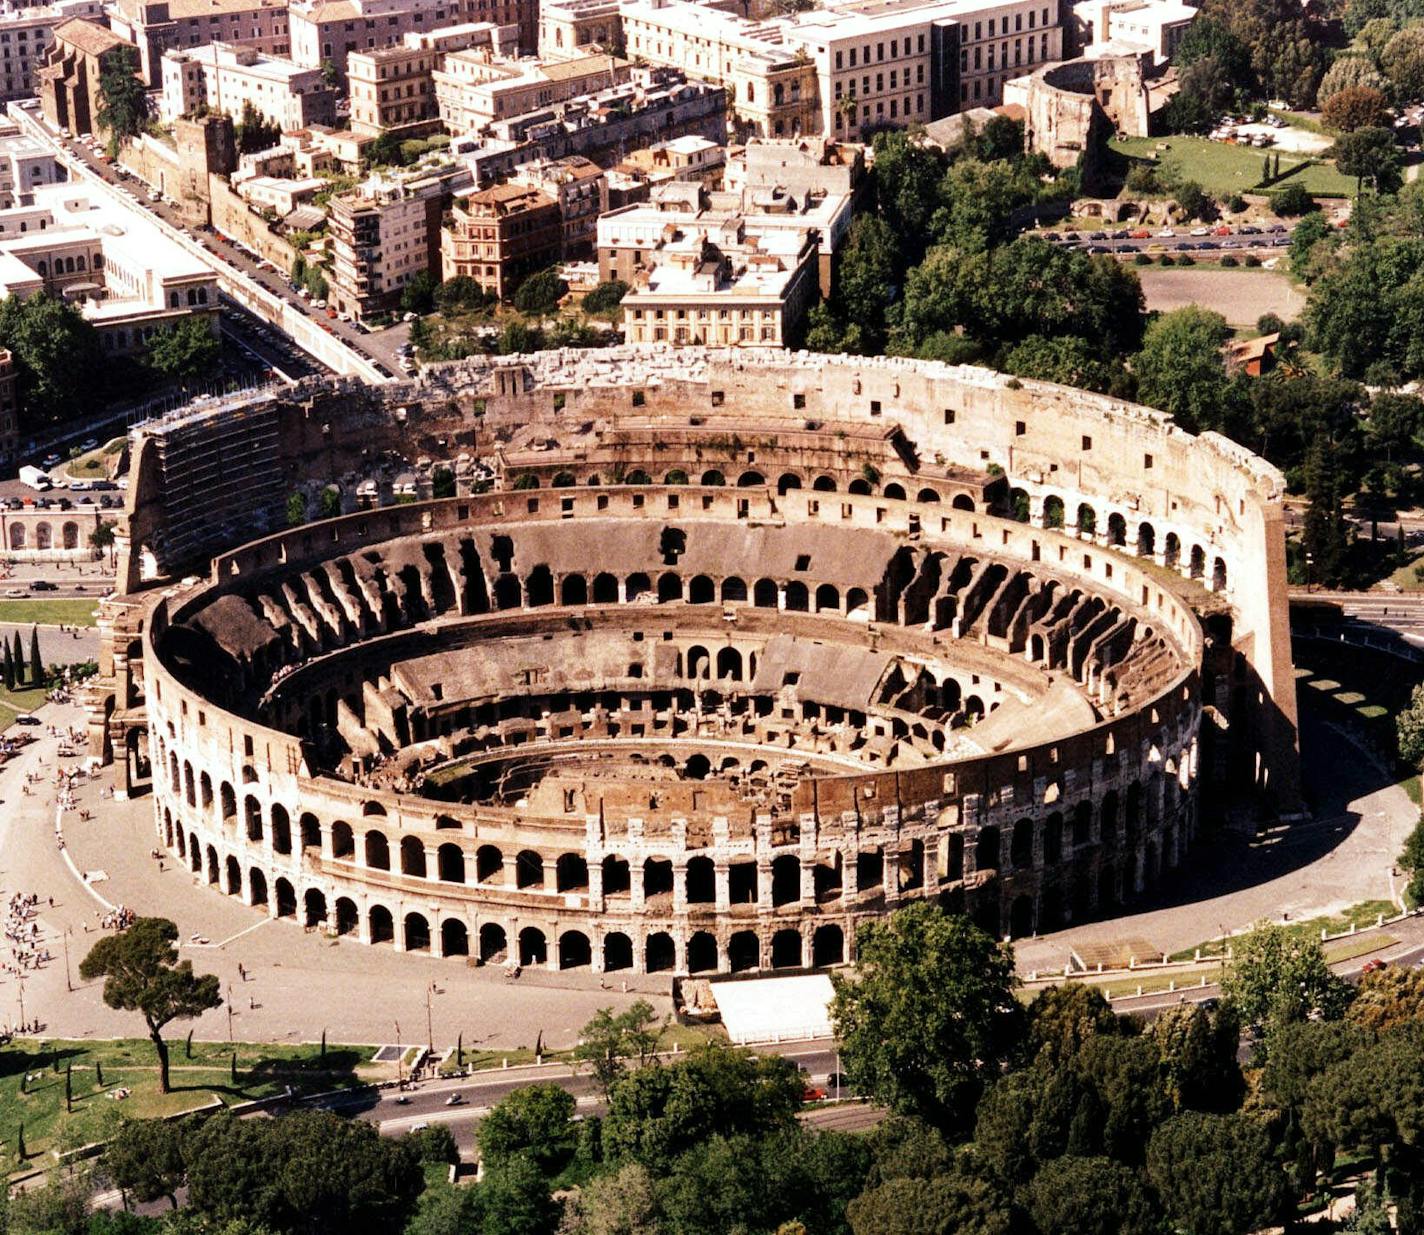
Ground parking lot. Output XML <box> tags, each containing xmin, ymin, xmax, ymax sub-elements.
<box><xmin>1037</xmin><ymin>220</ymin><xmax>1300</xmax><ymax>257</ymax></box>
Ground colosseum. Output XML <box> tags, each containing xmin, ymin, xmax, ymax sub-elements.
<box><xmin>87</xmin><ymin>348</ymin><xmax>1299</xmax><ymax>978</ymax></box>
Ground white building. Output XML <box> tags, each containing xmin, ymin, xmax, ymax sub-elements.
<box><xmin>0</xmin><ymin>182</ymin><xmax>218</xmax><ymax>356</ymax></box>
<box><xmin>0</xmin><ymin>124</ymin><xmax>65</xmax><ymax>209</ymax></box>
<box><xmin>1072</xmin><ymin>0</ymin><xmax>1196</xmax><ymax>62</ymax></box>
<box><xmin>160</xmin><ymin>41</ymin><xmax>337</xmax><ymax>129</ymax></box>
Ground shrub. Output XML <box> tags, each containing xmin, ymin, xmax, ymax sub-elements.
<box><xmin>1220</xmin><ymin>254</ymin><xmax>1239</xmax><ymax>266</ymax></box>
<box><xmin>1177</xmin><ymin>254</ymin><xmax>1196</xmax><ymax>266</ymax></box>
<box><xmin>1134</xmin><ymin>253</ymin><xmax>1153</xmax><ymax>266</ymax></box>
<box><xmin>582</xmin><ymin>279</ymin><xmax>629</xmax><ymax>315</ymax></box>
<box><xmin>1270</xmin><ymin>183</ymin><xmax>1316</xmax><ymax>216</ymax></box>
<box><xmin>1226</xmin><ymin>194</ymin><xmax>1246</xmax><ymax>213</ymax></box>
<box><xmin>1160</xmin><ymin>254</ymin><xmax>1177</xmax><ymax>266</ymax></box>
<box><xmin>512</xmin><ymin>268</ymin><xmax>567</xmax><ymax>315</ymax></box>
<box><xmin>1243</xmin><ymin>253</ymin><xmax>1261</xmax><ymax>267</ymax></box>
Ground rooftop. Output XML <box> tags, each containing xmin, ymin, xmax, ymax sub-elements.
<box><xmin>53</xmin><ymin>16</ymin><xmax>127</xmax><ymax>57</ymax></box>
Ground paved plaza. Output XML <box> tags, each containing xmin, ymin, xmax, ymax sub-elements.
<box><xmin>0</xmin><ymin>699</ymin><xmax>1413</xmax><ymax>1048</ymax></box>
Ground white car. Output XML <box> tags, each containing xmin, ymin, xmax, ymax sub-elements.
<box><xmin>1189</xmin><ymin>226</ymin><xmax>1210</xmax><ymax>236</ymax></box>
<box><xmin>1157</xmin><ymin>227</ymin><xmax>1175</xmax><ymax>237</ymax></box>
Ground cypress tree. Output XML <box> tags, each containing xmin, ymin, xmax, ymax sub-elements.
<box><xmin>95</xmin><ymin>1059</ymin><xmax>103</xmax><ymax>1087</ymax></box>
<box><xmin>11</xmin><ymin>632</ymin><xmax>22</xmax><ymax>684</ymax></box>
<box><xmin>17</xmin><ymin>1123</ymin><xmax>25</xmax><ymax>1159</ymax></box>
<box><xmin>28</xmin><ymin>626</ymin><xmax>41</xmax><ymax>688</ymax></box>
<box><xmin>3</xmin><ymin>641</ymin><xmax>13</xmax><ymax>691</ymax></box>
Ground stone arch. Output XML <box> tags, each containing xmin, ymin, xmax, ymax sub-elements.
<box><xmin>526</xmin><ymin>564</ymin><xmax>554</xmax><ymax>606</ymax></box>
<box><xmin>7</xmin><ymin>524</ymin><xmax>21</xmax><ymax>550</ymax></box>
<box><xmin>479</xmin><ymin>923</ymin><xmax>507</xmax><ymax>963</ymax></box>
<box><xmin>1189</xmin><ymin>545</ymin><xmax>1205</xmax><ymax>579</ymax></box>
<box><xmin>626</xmin><ymin>572</ymin><xmax>651</xmax><ymax>600</ymax></box>
<box><xmin>737</xmin><ymin>470</ymin><xmax>765</xmax><ymax>487</ymax></box>
<box><xmin>846</xmin><ymin>587</ymin><xmax>870</xmax><ymax>618</ymax></box>
<box><xmin>205</xmin><ymin>845</ymin><xmax>219</xmax><ymax>884</ymax></box>
<box><xmin>1010</xmin><ymin>894</ymin><xmax>1034</xmax><ymax>939</ymax></box>
<box><xmin>274</xmin><ymin>877</ymin><xmax>296</xmax><ymax>917</ymax></box>
<box><xmin>1107</xmin><ymin>512</ymin><xmax>1127</xmax><ymax>547</ymax></box>
<box><xmin>917</xmin><ymin>488</ymin><xmax>941</xmax><ymax>504</ymax></box>
<box><xmin>249</xmin><ymin>868</ymin><xmax>268</xmax><ymax>907</ymax></box>
<box><xmin>813</xmin><ymin>475</ymin><xmax>837</xmax><ymax>491</ymax></box>
<box><xmin>754</xmin><ymin>577</ymin><xmax>778</xmax><ymax>607</ymax></box>
<box><xmin>400</xmin><ymin>835</ymin><xmax>427</xmax><ymax>877</ymax></box>
<box><xmin>812</xmin><ymin>923</ymin><xmax>844</xmax><ymax>966</ymax></box>
<box><xmin>1212</xmin><ymin>556</ymin><xmax>1227</xmax><ymax>591</ymax></box>
<box><xmin>603</xmin><ymin>931</ymin><xmax>633</xmax><ymax>971</ymax></box>
<box><xmin>476</xmin><ymin>844</ymin><xmax>503</xmax><ymax>883</ymax></box>
<box><xmin>334</xmin><ymin>896</ymin><xmax>358</xmax><ymax>935</ymax></box>
<box><xmin>200</xmin><ymin>772</ymin><xmax>213</xmax><ymax>811</ymax></box>
<box><xmin>559</xmin><ymin>930</ymin><xmax>592</xmax><ymax>969</ymax></box>
<box><xmin>404</xmin><ymin>912</ymin><xmax>431</xmax><ymax>952</ymax></box>
<box><xmin>220</xmin><ymin>781</ymin><xmax>236</xmax><ymax>822</ymax></box>
<box><xmin>784</xmin><ymin>580</ymin><xmax>809</xmax><ymax>611</ymax></box>
<box><xmin>442</xmin><ymin>918</ymin><xmax>470</xmax><ymax>956</ymax></box>
<box><xmin>271</xmin><ymin>804</ymin><xmax>291</xmax><ymax>854</ymax></box>
<box><xmin>815</xmin><ymin>583</ymin><xmax>840</xmax><ymax>613</ymax></box>
<box><xmin>716</xmin><ymin>646</ymin><xmax>743</xmax><ymax>680</ymax></box>
<box><xmin>686</xmin><ymin>855</ymin><xmax>715</xmax><ymax>902</ymax></box>
<box><xmin>244</xmin><ymin>795</ymin><xmax>263</xmax><ymax>843</ymax></box>
<box><xmin>518</xmin><ymin>926</ymin><xmax>547</xmax><ymax>966</ymax></box>
<box><xmin>686</xmin><ymin>645</ymin><xmax>711</xmax><ymax>679</ymax></box>
<box><xmin>728</xmin><ymin>930</ymin><xmax>759</xmax><ymax>972</ymax></box>
<box><xmin>771</xmin><ymin>928</ymin><xmax>802</xmax><ymax>968</ymax></box>
<box><xmin>331</xmin><ymin>821</ymin><xmax>354</xmax><ymax>860</ymax></box>
<box><xmin>304</xmin><ymin>888</ymin><xmax>327</xmax><ymax>928</ymax></box>
<box><xmin>687</xmin><ymin>930</ymin><xmax>718</xmax><ymax>972</ymax></box>
<box><xmin>1077</xmin><ymin>503</ymin><xmax>1097</xmax><ymax>535</ymax></box>
<box><xmin>974</xmin><ymin>825</ymin><xmax>1000</xmax><ymax>872</ymax></box>
<box><xmin>643</xmin><ymin>857</ymin><xmax>674</xmax><ymax>896</ymax></box>
<box><xmin>561</xmin><ymin>574</ymin><xmax>588</xmax><ymax>605</ymax></box>
<box><xmin>1043</xmin><ymin>495</ymin><xmax>1065</xmax><ymax>528</ymax></box>
<box><xmin>603</xmin><ymin>854</ymin><xmax>631</xmax><ymax>895</ymax></box>
<box><xmin>300</xmin><ymin>812</ymin><xmax>319</xmax><ymax>849</ymax></box>
<box><xmin>516</xmin><ymin>849</ymin><xmax>544</xmax><ymax>888</ymax></box>
<box><xmin>225</xmin><ymin>855</ymin><xmax>241</xmax><ymax>896</ymax></box>
<box><xmin>688</xmin><ymin>574</ymin><xmax>715</xmax><ymax>603</ymax></box>
<box><xmin>1137</xmin><ymin>522</ymin><xmax>1155</xmax><ymax>557</ymax></box>
<box><xmin>657</xmin><ymin>572</ymin><xmax>683</xmax><ymax>602</ymax></box>
<box><xmin>557</xmin><ymin>852</ymin><xmax>589</xmax><ymax>892</ymax></box>
<box><xmin>438</xmin><ymin>842</ymin><xmax>465</xmax><ymax>883</ymax></box>
<box><xmin>1010</xmin><ymin>818</ymin><xmax>1034</xmax><ymax>869</ymax></box>
<box><xmin>369</xmin><ymin>904</ymin><xmax>394</xmax><ymax>944</ymax></box>
<box><xmin>777</xmin><ymin>472</ymin><xmax>802</xmax><ymax>494</ymax></box>
<box><xmin>848</xmin><ymin>477</ymin><xmax>872</xmax><ymax>495</ymax></box>
<box><xmin>365</xmin><ymin>830</ymin><xmax>390</xmax><ymax>869</ymax></box>
<box><xmin>721</xmin><ymin>576</ymin><xmax>747</xmax><ymax>603</ymax></box>
<box><xmin>771</xmin><ymin>854</ymin><xmax>801</xmax><ymax>906</ymax></box>
<box><xmin>883</xmin><ymin>482</ymin><xmax>907</xmax><ymax>500</ymax></box>
<box><xmin>34</xmin><ymin>522</ymin><xmax>51</xmax><ymax>550</ymax></box>
<box><xmin>645</xmin><ymin>931</ymin><xmax>675</xmax><ymax>972</ymax></box>
<box><xmin>593</xmin><ymin>572</ymin><xmax>619</xmax><ymax>603</ymax></box>
<box><xmin>701</xmin><ymin>469</ymin><xmax>725</xmax><ymax>486</ymax></box>
<box><xmin>1164</xmin><ymin>532</ymin><xmax>1180</xmax><ymax>569</ymax></box>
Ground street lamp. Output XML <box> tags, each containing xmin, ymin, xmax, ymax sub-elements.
<box><xmin>395</xmin><ymin>1020</ymin><xmax>403</xmax><ymax>1086</ymax></box>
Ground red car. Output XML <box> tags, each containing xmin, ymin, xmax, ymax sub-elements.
<box><xmin>1213</xmin><ymin>225</ymin><xmax>1232</xmax><ymax>236</ymax></box>
<box><xmin>801</xmin><ymin>1085</ymin><xmax>827</xmax><ymax>1103</ymax></box>
<box><xmin>1361</xmin><ymin>958</ymin><xmax>1388</xmax><ymax>974</ymax></box>
<box><xmin>1129</xmin><ymin>228</ymin><xmax>1151</xmax><ymax>239</ymax></box>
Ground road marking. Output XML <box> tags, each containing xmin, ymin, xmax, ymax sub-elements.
<box><xmin>187</xmin><ymin>917</ymin><xmax>272</xmax><ymax>950</ymax></box>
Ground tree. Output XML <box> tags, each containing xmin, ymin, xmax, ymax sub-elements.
<box><xmin>577</xmin><ymin>1162</ymin><xmax>661</xmax><ymax>1235</ymax></box>
<box><xmin>1132</xmin><ymin>306</ymin><xmax>1235</xmax><ymax>433</ymax></box>
<box><xmin>77</xmin><ymin>918</ymin><xmax>222</xmax><ymax>1093</ymax></box>
<box><xmin>1320</xmin><ymin>54</ymin><xmax>1389</xmax><ymax>101</ymax></box>
<box><xmin>474</xmin><ymin>1154</ymin><xmax>558</xmax><ymax>1235</ymax></box>
<box><xmin>1271</xmin><ymin>183</ymin><xmax>1317</xmax><ymax>216</ymax></box>
<box><xmin>103</xmin><ymin>1119</ymin><xmax>186</xmax><ymax>1208</ymax></box>
<box><xmin>1334</xmin><ymin>126</ymin><xmax>1404</xmax><ymax>194</ymax></box>
<box><xmin>0</xmin><ymin>292</ymin><xmax>102</xmax><ymax>426</ymax></box>
<box><xmin>1399</xmin><ymin>813</ymin><xmax>1424</xmax><ymax>906</ymax></box>
<box><xmin>286</xmin><ymin>492</ymin><xmax>307</xmax><ymax>527</ymax></box>
<box><xmin>234</xmin><ymin>100</ymin><xmax>281</xmax><ymax>154</ymax></box>
<box><xmin>1350</xmin><ymin>964</ymin><xmax>1424</xmax><ymax>1031</ymax></box>
<box><xmin>1382</xmin><ymin>25</ymin><xmax>1424</xmax><ymax>99</ymax></box>
<box><xmin>319</xmin><ymin>487</ymin><xmax>341</xmax><ymax>519</ymax></box>
<box><xmin>146</xmin><ymin>317</ymin><xmax>221</xmax><ymax>384</ymax></box>
<box><xmin>433</xmin><ymin>275</ymin><xmax>492</xmax><ymax>314</ymax></box>
<box><xmin>28</xmin><ymin>626</ymin><xmax>42</xmax><ymax>687</ymax></box>
<box><xmin>1146</xmin><ymin>1112</ymin><xmax>1288</xmax><ymax>1235</ymax></box>
<box><xmin>574</xmin><ymin>1001</ymin><xmax>665</xmax><ymax>1098</ymax></box>
<box><xmin>477</xmin><ymin>1084</ymin><xmax>577</xmax><ymax>1173</ymax></box>
<box><xmin>97</xmin><ymin>45</ymin><xmax>147</xmax><ymax>141</ymax></box>
<box><xmin>1322</xmin><ymin>85</ymin><xmax>1393</xmax><ymax>131</ymax></box>
<box><xmin>1026</xmin><ymin>1157</ymin><xmax>1160</xmax><ymax>1235</ymax></box>
<box><xmin>830</xmin><ymin>903</ymin><xmax>1021</xmax><ymax>1135</ymax></box>
<box><xmin>1020</xmin><ymin>984</ymin><xmax>1122</xmax><ymax>1068</ymax></box>
<box><xmin>1220</xmin><ymin>922</ymin><xmax>1352</xmax><ymax>1034</ymax></box>
<box><xmin>320</xmin><ymin>59</ymin><xmax>339</xmax><ymax>87</ymax></box>
<box><xmin>512</xmin><ymin>268</ymin><xmax>566</xmax><ymax>315</ymax></box>
<box><xmin>582</xmin><ymin>280</ymin><xmax>630</xmax><ymax>316</ymax></box>
<box><xmin>90</xmin><ymin>520</ymin><xmax>117</xmax><ymax>564</ymax></box>
<box><xmin>1002</xmin><ymin>334</ymin><xmax>1122</xmax><ymax>394</ymax></box>
<box><xmin>601</xmin><ymin>1042</ymin><xmax>802</xmax><ymax>1170</ymax></box>
<box><xmin>431</xmin><ymin>467</ymin><xmax>455</xmax><ymax>499</ymax></box>
<box><xmin>3</xmin><ymin>641</ymin><xmax>13</xmax><ymax>692</ymax></box>
<box><xmin>1148</xmin><ymin>1000</ymin><xmax>1244</xmax><ymax>1112</ymax></box>
<box><xmin>399</xmin><ymin>270</ymin><xmax>437</xmax><ymax>316</ymax></box>
<box><xmin>1303</xmin><ymin>438</ymin><xmax>1354</xmax><ymax>587</ymax></box>
<box><xmin>847</xmin><ymin>1174</ymin><xmax>1012</xmax><ymax>1235</ymax></box>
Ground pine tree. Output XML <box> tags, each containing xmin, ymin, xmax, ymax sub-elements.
<box><xmin>3</xmin><ymin>641</ymin><xmax>13</xmax><ymax>691</ymax></box>
<box><xmin>11</xmin><ymin>632</ymin><xmax>22</xmax><ymax>684</ymax></box>
<box><xmin>29</xmin><ymin>625</ymin><xmax>42</xmax><ymax>688</ymax></box>
<box><xmin>1302</xmin><ymin>440</ymin><xmax>1352</xmax><ymax>587</ymax></box>
<box><xmin>16</xmin><ymin>1123</ymin><xmax>25</xmax><ymax>1159</ymax></box>
<box><xmin>95</xmin><ymin>1059</ymin><xmax>103</xmax><ymax>1087</ymax></box>
<box><xmin>1262</xmin><ymin>154</ymin><xmax>1272</xmax><ymax>185</ymax></box>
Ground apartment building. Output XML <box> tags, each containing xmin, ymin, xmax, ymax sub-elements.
<box><xmin>432</xmin><ymin>49</ymin><xmax>627</xmax><ymax>131</ymax></box>
<box><xmin>1071</xmin><ymin>0</ymin><xmax>1195</xmax><ymax>61</ymax></box>
<box><xmin>37</xmin><ymin>17</ymin><xmax>133</xmax><ymax>136</ymax></box>
<box><xmin>0</xmin><ymin>126</ymin><xmax>65</xmax><ymax>208</ymax></box>
<box><xmin>618</xmin><ymin>133</ymin><xmax>723</xmax><ymax>186</ymax></box>
<box><xmin>327</xmin><ymin>160</ymin><xmax>471</xmax><ymax>316</ymax></box>
<box><xmin>347</xmin><ymin>43</ymin><xmax>437</xmax><ymax>132</ymax></box>
<box><xmin>160</xmin><ymin>41</ymin><xmax>335</xmax><ymax>127</ymax></box>
<box><xmin>0</xmin><ymin>351</ymin><xmax>17</xmax><ymax>469</ymax></box>
<box><xmin>440</xmin><ymin>179</ymin><xmax>559</xmax><ymax>297</ymax></box>
<box><xmin>0</xmin><ymin>0</ymin><xmax>105</xmax><ymax>102</ymax></box>
<box><xmin>620</xmin><ymin>0</ymin><xmax>1064</xmax><ymax>138</ymax></box>
<box><xmin>287</xmin><ymin>0</ymin><xmax>535</xmax><ymax>84</ymax></box>
<box><xmin>106</xmin><ymin>0</ymin><xmax>291</xmax><ymax>85</ymax></box>
<box><xmin>509</xmin><ymin>153</ymin><xmax>604</xmax><ymax>255</ymax></box>
<box><xmin>0</xmin><ymin>182</ymin><xmax>218</xmax><ymax>354</ymax></box>
<box><xmin>620</xmin><ymin>219</ymin><xmax>818</xmax><ymax>347</ymax></box>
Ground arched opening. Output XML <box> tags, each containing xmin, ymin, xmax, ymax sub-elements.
<box><xmin>643</xmin><ymin>857</ymin><xmax>674</xmax><ymax>898</ymax></box>
<box><xmin>1107</xmin><ymin>513</ymin><xmax>1126</xmax><ymax>547</ymax></box>
<box><xmin>1137</xmin><ymin>522</ymin><xmax>1155</xmax><ymax>557</ymax></box>
<box><xmin>684</xmin><ymin>753</ymin><xmax>710</xmax><ymax>779</ymax></box>
<box><xmin>206</xmin><ymin>846</ymin><xmax>219</xmax><ymax>884</ymax></box>
<box><xmin>729</xmin><ymin>931</ymin><xmax>759</xmax><ymax>971</ymax></box>
<box><xmin>479</xmin><ymin>923</ymin><xmax>507</xmax><ymax>963</ymax></box>
<box><xmin>558</xmin><ymin>930</ymin><xmax>591</xmax><ymax>969</ymax></box>
<box><xmin>1010</xmin><ymin>818</ymin><xmax>1034</xmax><ymax>869</ymax></box>
<box><xmin>1009</xmin><ymin>895</ymin><xmax>1034</xmax><ymax>939</ymax></box>
<box><xmin>557</xmin><ymin>853</ymin><xmax>589</xmax><ymax>892</ymax></box>
<box><xmin>716</xmin><ymin>646</ymin><xmax>743</xmax><ymax>680</ymax></box>
<box><xmin>221</xmin><ymin>783</ymin><xmax>236</xmax><ymax>821</ymax></box>
<box><xmin>369</xmin><ymin>904</ymin><xmax>394</xmax><ymax>944</ymax></box>
<box><xmin>1164</xmin><ymin>533</ymin><xmax>1180</xmax><ymax>569</ymax></box>
<box><xmin>770</xmin><ymin>929</ymin><xmax>802</xmax><ymax>968</ymax></box>
<box><xmin>442</xmin><ymin>919</ymin><xmax>469</xmax><ymax>956</ymax></box>
<box><xmin>274</xmin><ymin>877</ymin><xmax>296</xmax><ymax>918</ymax></box>
<box><xmin>1212</xmin><ymin>557</ymin><xmax>1227</xmax><ymax>591</ymax></box>
<box><xmin>225</xmin><ymin>855</ymin><xmax>241</xmax><ymax>896</ymax></box>
<box><xmin>737</xmin><ymin>470</ymin><xmax>765</xmax><ymax>487</ymax></box>
<box><xmin>1189</xmin><ymin>545</ymin><xmax>1206</xmax><ymax>579</ymax></box>
<box><xmin>784</xmin><ymin>581</ymin><xmax>809</xmax><ymax>612</ymax></box>
<box><xmin>365</xmin><ymin>830</ymin><xmax>390</xmax><ymax>869</ymax></box>
<box><xmin>777</xmin><ymin>473</ymin><xmax>802</xmax><ymax>494</ymax></box>
<box><xmin>687</xmin><ymin>931</ymin><xmax>718</xmax><ymax>972</ymax></box>
<box><xmin>331</xmin><ymin>821</ymin><xmax>354</xmax><ymax>860</ymax></box>
<box><xmin>518</xmin><ymin>927</ymin><xmax>547</xmax><ymax>966</ymax></box>
<box><xmin>404</xmin><ymin>912</ymin><xmax>431</xmax><ymax>952</ymax></box>
<box><xmin>848</xmin><ymin>477</ymin><xmax>872</xmax><ymax>495</ymax></box>
<box><xmin>300</xmin><ymin>812</ymin><xmax>320</xmax><ymax>849</ymax></box>
<box><xmin>846</xmin><ymin>587</ymin><xmax>870</xmax><ymax>618</ymax></box>
<box><xmin>626</xmin><ymin>572</ymin><xmax>651</xmax><ymax>600</ymax></box>
<box><xmin>701</xmin><ymin>469</ymin><xmax>725</xmax><ymax>486</ymax></box>
<box><xmin>917</xmin><ymin>488</ymin><xmax>941</xmax><ymax>504</ymax></box>
<box><xmin>526</xmin><ymin>565</ymin><xmax>555</xmax><ymax>606</ymax></box>
<box><xmin>602</xmin><ymin>854</ymin><xmax>630</xmax><ymax>896</ymax></box>
<box><xmin>249</xmin><ymin>868</ymin><xmax>268</xmax><ymax>907</ymax></box>
<box><xmin>814</xmin><ymin>584</ymin><xmax>839</xmax><ymax>613</ymax></box>
<box><xmin>603</xmin><ymin>931</ymin><xmax>633</xmax><ymax>971</ymax></box>
<box><xmin>658</xmin><ymin>572</ymin><xmax>683</xmax><ymax>603</ymax></box>
<box><xmin>883</xmin><ymin>482</ymin><xmax>906</xmax><ymax>500</ymax></box>
<box><xmin>516</xmin><ymin>849</ymin><xmax>544</xmax><ymax>888</ymax></box>
<box><xmin>645</xmin><ymin>931</ymin><xmax>675</xmax><ymax>972</ymax></box>
<box><xmin>561</xmin><ymin>574</ymin><xmax>588</xmax><ymax>605</ymax></box>
<box><xmin>593</xmin><ymin>572</ymin><xmax>618</xmax><ymax>603</ymax></box>
<box><xmin>1043</xmin><ymin>495</ymin><xmax>1065</xmax><ymax>528</ymax></box>
<box><xmin>1077</xmin><ymin>504</ymin><xmax>1096</xmax><ymax>535</ymax></box>
<box><xmin>189</xmin><ymin>833</ymin><xmax>200</xmax><ymax>871</ymax></box>
<box><xmin>400</xmin><ymin>836</ymin><xmax>427</xmax><ymax>877</ymax></box>
<box><xmin>686</xmin><ymin>855</ymin><xmax>715</xmax><ymax>903</ymax></box>
<box><xmin>687</xmin><ymin>574</ymin><xmax>715</xmax><ymax>604</ymax></box>
<box><xmin>975</xmin><ymin>825</ymin><xmax>1000</xmax><ymax>872</ymax></box>
<box><xmin>304</xmin><ymin>888</ymin><xmax>327</xmax><ymax>928</ymax></box>
<box><xmin>721</xmin><ymin>576</ymin><xmax>747</xmax><ymax>603</ymax></box>
<box><xmin>334</xmin><ymin>897</ymin><xmax>358</xmax><ymax>936</ymax></box>
<box><xmin>438</xmin><ymin>843</ymin><xmax>466</xmax><ymax>883</ymax></box>
<box><xmin>1008</xmin><ymin>488</ymin><xmax>1030</xmax><ymax>522</ymax></box>
<box><xmin>771</xmin><ymin>854</ymin><xmax>801</xmax><ymax>906</ymax></box>
<box><xmin>754</xmin><ymin>578</ymin><xmax>778</xmax><ymax>608</ymax></box>
<box><xmin>729</xmin><ymin>860</ymin><xmax>758</xmax><ymax>903</ymax></box>
<box><xmin>476</xmin><ymin>844</ymin><xmax>503</xmax><ymax>883</ymax></box>
<box><xmin>813</xmin><ymin>475</ymin><xmax>836</xmax><ymax>492</ymax></box>
<box><xmin>271</xmin><ymin>805</ymin><xmax>291</xmax><ymax>854</ymax></box>
<box><xmin>812</xmin><ymin>923</ymin><xmax>844</xmax><ymax>967</ymax></box>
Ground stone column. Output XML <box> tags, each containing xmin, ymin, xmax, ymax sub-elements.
<box><xmin>542</xmin><ymin>857</ymin><xmax>558</xmax><ymax>891</ymax></box>
<box><xmin>672</xmin><ymin>863</ymin><xmax>687</xmax><ymax>913</ymax></box>
<box><xmin>587</xmin><ymin>860</ymin><xmax>605</xmax><ymax>913</ymax></box>
<box><xmin>714</xmin><ymin>862</ymin><xmax>730</xmax><ymax>911</ymax></box>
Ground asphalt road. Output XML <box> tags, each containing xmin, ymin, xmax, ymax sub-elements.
<box><xmin>1032</xmin><ymin>225</ymin><xmax>1301</xmax><ymax>258</ymax></box>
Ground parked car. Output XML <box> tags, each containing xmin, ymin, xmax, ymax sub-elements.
<box><xmin>29</xmin><ymin>580</ymin><xmax>57</xmax><ymax>591</ymax></box>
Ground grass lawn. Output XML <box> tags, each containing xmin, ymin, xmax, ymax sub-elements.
<box><xmin>65</xmin><ymin>440</ymin><xmax>124</xmax><ymax>480</ymax></box>
<box><xmin>0</xmin><ymin>685</ymin><xmax>50</xmax><ymax>721</ymax></box>
<box><xmin>1168</xmin><ymin>899</ymin><xmax>1399</xmax><ymax>961</ymax></box>
<box><xmin>0</xmin><ymin>1037</ymin><xmax>383</xmax><ymax>1168</ymax></box>
<box><xmin>0</xmin><ymin>600</ymin><xmax>98</xmax><ymax>628</ymax></box>
<box><xmin>1113</xmin><ymin>134</ymin><xmax>1355</xmax><ymax>198</ymax></box>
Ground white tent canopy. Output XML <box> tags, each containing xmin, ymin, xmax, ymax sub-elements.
<box><xmin>710</xmin><ymin>974</ymin><xmax>835</xmax><ymax>1044</ymax></box>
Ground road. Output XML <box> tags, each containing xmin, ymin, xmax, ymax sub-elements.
<box><xmin>1031</xmin><ymin>223</ymin><xmax>1301</xmax><ymax>258</ymax></box>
